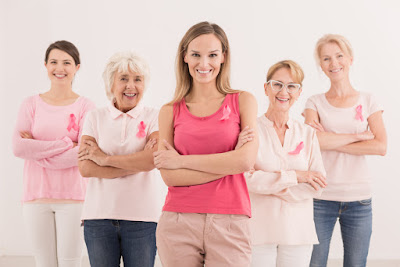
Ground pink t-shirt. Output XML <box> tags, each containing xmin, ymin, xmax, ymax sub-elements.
<box><xmin>163</xmin><ymin>93</ymin><xmax>251</xmax><ymax>217</ymax></box>
<box><xmin>81</xmin><ymin>102</ymin><xmax>166</xmax><ymax>222</ymax></box>
<box><xmin>304</xmin><ymin>92</ymin><xmax>383</xmax><ymax>201</ymax></box>
<box><xmin>247</xmin><ymin>116</ymin><xmax>326</xmax><ymax>245</ymax></box>
<box><xmin>13</xmin><ymin>94</ymin><xmax>95</xmax><ymax>202</ymax></box>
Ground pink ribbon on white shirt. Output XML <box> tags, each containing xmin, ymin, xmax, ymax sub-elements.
<box><xmin>288</xmin><ymin>141</ymin><xmax>304</xmax><ymax>155</ymax></box>
<box><xmin>355</xmin><ymin>105</ymin><xmax>364</xmax><ymax>122</ymax></box>
<box><xmin>67</xmin><ymin>114</ymin><xmax>79</xmax><ymax>132</ymax></box>
<box><xmin>220</xmin><ymin>105</ymin><xmax>231</xmax><ymax>121</ymax></box>
<box><xmin>136</xmin><ymin>121</ymin><xmax>146</xmax><ymax>138</ymax></box>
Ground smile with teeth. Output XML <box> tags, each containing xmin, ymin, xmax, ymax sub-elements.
<box><xmin>276</xmin><ymin>97</ymin><xmax>289</xmax><ymax>102</ymax></box>
<box><xmin>54</xmin><ymin>74</ymin><xmax>66</xmax><ymax>78</ymax></box>
<box><xmin>330</xmin><ymin>68</ymin><xmax>342</xmax><ymax>73</ymax></box>
<box><xmin>197</xmin><ymin>69</ymin><xmax>212</xmax><ymax>74</ymax></box>
<box><xmin>124</xmin><ymin>93</ymin><xmax>137</xmax><ymax>97</ymax></box>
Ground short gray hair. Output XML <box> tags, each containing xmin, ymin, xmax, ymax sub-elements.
<box><xmin>103</xmin><ymin>51</ymin><xmax>150</xmax><ymax>100</ymax></box>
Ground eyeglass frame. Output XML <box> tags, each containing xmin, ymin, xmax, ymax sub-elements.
<box><xmin>266</xmin><ymin>80</ymin><xmax>302</xmax><ymax>94</ymax></box>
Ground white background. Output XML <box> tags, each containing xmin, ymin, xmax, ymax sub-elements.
<box><xmin>1</xmin><ymin>0</ymin><xmax>399</xmax><ymax>261</ymax></box>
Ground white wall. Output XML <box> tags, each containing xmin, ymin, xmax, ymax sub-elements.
<box><xmin>1</xmin><ymin>0</ymin><xmax>400</xmax><ymax>260</ymax></box>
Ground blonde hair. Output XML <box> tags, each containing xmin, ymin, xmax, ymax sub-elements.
<box><xmin>170</xmin><ymin>21</ymin><xmax>239</xmax><ymax>104</ymax></box>
<box><xmin>267</xmin><ymin>60</ymin><xmax>305</xmax><ymax>86</ymax></box>
<box><xmin>315</xmin><ymin>34</ymin><xmax>353</xmax><ymax>64</ymax></box>
<box><xmin>103</xmin><ymin>51</ymin><xmax>150</xmax><ymax>101</ymax></box>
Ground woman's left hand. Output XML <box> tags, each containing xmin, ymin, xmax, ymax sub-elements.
<box><xmin>20</xmin><ymin>131</ymin><xmax>33</xmax><ymax>139</ymax></box>
<box><xmin>78</xmin><ymin>140</ymin><xmax>109</xmax><ymax>166</ymax></box>
<box><xmin>153</xmin><ymin>140</ymin><xmax>182</xmax><ymax>169</ymax></box>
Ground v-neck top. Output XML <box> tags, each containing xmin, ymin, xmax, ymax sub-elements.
<box><xmin>246</xmin><ymin>115</ymin><xmax>326</xmax><ymax>245</ymax></box>
<box><xmin>162</xmin><ymin>93</ymin><xmax>251</xmax><ymax>217</ymax></box>
<box><xmin>304</xmin><ymin>92</ymin><xmax>383</xmax><ymax>201</ymax></box>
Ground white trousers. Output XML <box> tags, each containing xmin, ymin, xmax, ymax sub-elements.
<box><xmin>251</xmin><ymin>244</ymin><xmax>313</xmax><ymax>267</ymax></box>
<box><xmin>23</xmin><ymin>203</ymin><xmax>84</xmax><ymax>267</ymax></box>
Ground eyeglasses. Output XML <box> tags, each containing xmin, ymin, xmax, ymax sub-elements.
<box><xmin>267</xmin><ymin>80</ymin><xmax>301</xmax><ymax>94</ymax></box>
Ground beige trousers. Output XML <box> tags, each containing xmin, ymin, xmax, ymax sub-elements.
<box><xmin>156</xmin><ymin>211</ymin><xmax>252</xmax><ymax>267</ymax></box>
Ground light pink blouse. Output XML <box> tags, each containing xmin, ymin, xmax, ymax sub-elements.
<box><xmin>81</xmin><ymin>102</ymin><xmax>165</xmax><ymax>222</ymax></box>
<box><xmin>246</xmin><ymin>116</ymin><xmax>326</xmax><ymax>245</ymax></box>
<box><xmin>13</xmin><ymin>95</ymin><xmax>95</xmax><ymax>202</ymax></box>
<box><xmin>304</xmin><ymin>92</ymin><xmax>383</xmax><ymax>201</ymax></box>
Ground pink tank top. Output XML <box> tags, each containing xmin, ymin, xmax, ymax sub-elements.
<box><xmin>162</xmin><ymin>93</ymin><xmax>251</xmax><ymax>217</ymax></box>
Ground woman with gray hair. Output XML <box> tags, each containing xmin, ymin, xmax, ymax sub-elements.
<box><xmin>78</xmin><ymin>51</ymin><xmax>163</xmax><ymax>267</ymax></box>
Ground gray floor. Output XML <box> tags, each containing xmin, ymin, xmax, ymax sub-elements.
<box><xmin>0</xmin><ymin>256</ymin><xmax>400</xmax><ymax>267</ymax></box>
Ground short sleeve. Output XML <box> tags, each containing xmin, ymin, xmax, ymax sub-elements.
<box><xmin>81</xmin><ymin>109</ymin><xmax>97</xmax><ymax>139</ymax></box>
<box><xmin>304</xmin><ymin>95</ymin><xmax>318</xmax><ymax>112</ymax></box>
<box><xmin>148</xmin><ymin>109</ymin><xmax>159</xmax><ymax>135</ymax></box>
<box><xmin>366</xmin><ymin>93</ymin><xmax>383</xmax><ymax>118</ymax></box>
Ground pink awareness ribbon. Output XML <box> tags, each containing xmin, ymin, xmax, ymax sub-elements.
<box><xmin>67</xmin><ymin>114</ymin><xmax>79</xmax><ymax>132</ymax></box>
<box><xmin>288</xmin><ymin>141</ymin><xmax>304</xmax><ymax>155</ymax></box>
<box><xmin>355</xmin><ymin>105</ymin><xmax>364</xmax><ymax>121</ymax></box>
<box><xmin>136</xmin><ymin>121</ymin><xmax>146</xmax><ymax>138</ymax></box>
<box><xmin>220</xmin><ymin>105</ymin><xmax>231</xmax><ymax>121</ymax></box>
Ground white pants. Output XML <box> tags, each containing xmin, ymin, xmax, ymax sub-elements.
<box><xmin>251</xmin><ymin>244</ymin><xmax>313</xmax><ymax>267</ymax></box>
<box><xmin>23</xmin><ymin>203</ymin><xmax>84</xmax><ymax>267</ymax></box>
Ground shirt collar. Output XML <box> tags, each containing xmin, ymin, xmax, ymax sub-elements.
<box><xmin>108</xmin><ymin>100</ymin><xmax>144</xmax><ymax>119</ymax></box>
<box><xmin>261</xmin><ymin>115</ymin><xmax>293</xmax><ymax>129</ymax></box>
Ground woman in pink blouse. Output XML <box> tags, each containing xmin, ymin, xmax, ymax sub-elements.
<box><xmin>153</xmin><ymin>21</ymin><xmax>259</xmax><ymax>267</ymax></box>
<box><xmin>12</xmin><ymin>40</ymin><xmax>95</xmax><ymax>267</ymax></box>
<box><xmin>304</xmin><ymin>34</ymin><xmax>387</xmax><ymax>267</ymax></box>
<box><xmin>243</xmin><ymin>60</ymin><xmax>326</xmax><ymax>267</ymax></box>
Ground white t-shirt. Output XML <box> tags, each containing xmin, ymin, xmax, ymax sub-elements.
<box><xmin>81</xmin><ymin>102</ymin><xmax>166</xmax><ymax>222</ymax></box>
<box><xmin>304</xmin><ymin>92</ymin><xmax>383</xmax><ymax>202</ymax></box>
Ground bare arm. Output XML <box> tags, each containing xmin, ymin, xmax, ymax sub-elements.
<box><xmin>78</xmin><ymin>135</ymin><xmax>136</xmax><ymax>179</ymax></box>
<box><xmin>155</xmin><ymin>92</ymin><xmax>259</xmax><ymax>175</ymax></box>
<box><xmin>336</xmin><ymin>111</ymin><xmax>387</xmax><ymax>155</ymax></box>
<box><xmin>79</xmin><ymin>132</ymin><xmax>159</xmax><ymax>172</ymax></box>
<box><xmin>156</xmin><ymin>105</ymin><xmax>225</xmax><ymax>187</ymax></box>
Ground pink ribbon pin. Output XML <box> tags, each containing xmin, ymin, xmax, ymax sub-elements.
<box><xmin>355</xmin><ymin>105</ymin><xmax>364</xmax><ymax>122</ymax></box>
<box><xmin>220</xmin><ymin>105</ymin><xmax>231</xmax><ymax>121</ymax></box>
<box><xmin>67</xmin><ymin>114</ymin><xmax>79</xmax><ymax>132</ymax></box>
<box><xmin>136</xmin><ymin>121</ymin><xmax>146</xmax><ymax>138</ymax></box>
<box><xmin>288</xmin><ymin>141</ymin><xmax>304</xmax><ymax>155</ymax></box>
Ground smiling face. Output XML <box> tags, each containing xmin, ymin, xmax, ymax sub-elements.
<box><xmin>45</xmin><ymin>49</ymin><xmax>80</xmax><ymax>85</ymax></box>
<box><xmin>319</xmin><ymin>42</ymin><xmax>353</xmax><ymax>82</ymax></box>
<box><xmin>265</xmin><ymin>67</ymin><xmax>302</xmax><ymax>112</ymax></box>
<box><xmin>184</xmin><ymin>34</ymin><xmax>225</xmax><ymax>86</ymax></box>
<box><xmin>111</xmin><ymin>69</ymin><xmax>144</xmax><ymax>112</ymax></box>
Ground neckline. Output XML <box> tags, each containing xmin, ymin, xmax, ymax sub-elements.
<box><xmin>37</xmin><ymin>94</ymin><xmax>82</xmax><ymax>108</ymax></box>
<box><xmin>322</xmin><ymin>92</ymin><xmax>361</xmax><ymax>110</ymax></box>
<box><xmin>182</xmin><ymin>93</ymin><xmax>230</xmax><ymax>120</ymax></box>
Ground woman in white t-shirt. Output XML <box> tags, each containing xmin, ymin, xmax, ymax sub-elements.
<box><xmin>303</xmin><ymin>34</ymin><xmax>387</xmax><ymax>267</ymax></box>
<box><xmin>78</xmin><ymin>51</ymin><xmax>164</xmax><ymax>267</ymax></box>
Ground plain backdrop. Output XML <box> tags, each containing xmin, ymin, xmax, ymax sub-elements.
<box><xmin>1</xmin><ymin>0</ymin><xmax>400</xmax><ymax>261</ymax></box>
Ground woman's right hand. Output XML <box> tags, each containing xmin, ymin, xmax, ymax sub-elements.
<box><xmin>235</xmin><ymin>126</ymin><xmax>255</xmax><ymax>150</ymax></box>
<box><xmin>295</xmin><ymin>170</ymin><xmax>327</xmax><ymax>190</ymax></box>
<box><xmin>356</xmin><ymin>130</ymin><xmax>374</xmax><ymax>141</ymax></box>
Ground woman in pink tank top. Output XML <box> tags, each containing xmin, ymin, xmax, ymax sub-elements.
<box><xmin>153</xmin><ymin>21</ymin><xmax>259</xmax><ymax>267</ymax></box>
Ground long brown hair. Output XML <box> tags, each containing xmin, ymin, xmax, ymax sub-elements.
<box><xmin>170</xmin><ymin>21</ymin><xmax>239</xmax><ymax>104</ymax></box>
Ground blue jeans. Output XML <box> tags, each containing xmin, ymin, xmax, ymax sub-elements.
<box><xmin>310</xmin><ymin>199</ymin><xmax>372</xmax><ymax>267</ymax></box>
<box><xmin>84</xmin><ymin>220</ymin><xmax>157</xmax><ymax>267</ymax></box>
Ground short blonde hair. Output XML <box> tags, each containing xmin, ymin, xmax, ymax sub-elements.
<box><xmin>315</xmin><ymin>34</ymin><xmax>353</xmax><ymax>64</ymax></box>
<box><xmin>103</xmin><ymin>51</ymin><xmax>150</xmax><ymax>100</ymax></box>
<box><xmin>266</xmin><ymin>60</ymin><xmax>304</xmax><ymax>86</ymax></box>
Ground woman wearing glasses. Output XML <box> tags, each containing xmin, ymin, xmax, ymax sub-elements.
<box><xmin>304</xmin><ymin>34</ymin><xmax>387</xmax><ymax>267</ymax></box>
<box><xmin>242</xmin><ymin>60</ymin><xmax>326</xmax><ymax>267</ymax></box>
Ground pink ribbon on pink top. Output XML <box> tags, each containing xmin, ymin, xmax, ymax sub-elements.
<box><xmin>355</xmin><ymin>105</ymin><xmax>364</xmax><ymax>122</ymax></box>
<box><xmin>288</xmin><ymin>141</ymin><xmax>304</xmax><ymax>155</ymax></box>
<box><xmin>220</xmin><ymin>105</ymin><xmax>231</xmax><ymax>121</ymax></box>
<box><xmin>67</xmin><ymin>114</ymin><xmax>79</xmax><ymax>132</ymax></box>
<box><xmin>136</xmin><ymin>121</ymin><xmax>146</xmax><ymax>138</ymax></box>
